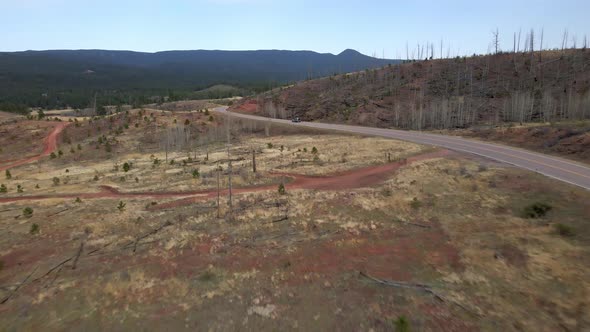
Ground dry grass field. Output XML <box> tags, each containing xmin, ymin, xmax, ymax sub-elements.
<box><xmin>0</xmin><ymin>108</ymin><xmax>589</xmax><ymax>331</ymax></box>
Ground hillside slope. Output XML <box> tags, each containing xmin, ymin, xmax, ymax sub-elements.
<box><xmin>0</xmin><ymin>49</ymin><xmax>400</xmax><ymax>110</ymax></box>
<box><xmin>235</xmin><ymin>49</ymin><xmax>590</xmax><ymax>129</ymax></box>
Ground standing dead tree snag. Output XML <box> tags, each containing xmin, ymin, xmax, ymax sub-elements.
<box><xmin>225</xmin><ymin>114</ymin><xmax>233</xmax><ymax>219</ymax></box>
<box><xmin>217</xmin><ymin>166</ymin><xmax>221</xmax><ymax>218</ymax></box>
<box><xmin>492</xmin><ymin>28</ymin><xmax>500</xmax><ymax>55</ymax></box>
<box><xmin>252</xmin><ymin>149</ymin><xmax>257</xmax><ymax>173</ymax></box>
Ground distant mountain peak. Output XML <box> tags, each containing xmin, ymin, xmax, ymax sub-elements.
<box><xmin>338</xmin><ymin>49</ymin><xmax>363</xmax><ymax>57</ymax></box>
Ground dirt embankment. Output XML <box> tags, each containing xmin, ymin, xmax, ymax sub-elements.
<box><xmin>449</xmin><ymin>123</ymin><xmax>590</xmax><ymax>164</ymax></box>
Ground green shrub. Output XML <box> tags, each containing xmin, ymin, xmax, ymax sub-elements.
<box><xmin>117</xmin><ymin>201</ymin><xmax>126</xmax><ymax>212</ymax></box>
<box><xmin>393</xmin><ymin>316</ymin><xmax>410</xmax><ymax>332</ymax></box>
<box><xmin>522</xmin><ymin>202</ymin><xmax>552</xmax><ymax>218</ymax></box>
<box><xmin>123</xmin><ymin>162</ymin><xmax>131</xmax><ymax>172</ymax></box>
<box><xmin>17</xmin><ymin>184</ymin><xmax>23</xmax><ymax>193</ymax></box>
<box><xmin>29</xmin><ymin>223</ymin><xmax>39</xmax><ymax>234</ymax></box>
<box><xmin>192</xmin><ymin>169</ymin><xmax>200</xmax><ymax>178</ymax></box>
<box><xmin>52</xmin><ymin>177</ymin><xmax>60</xmax><ymax>186</ymax></box>
<box><xmin>267</xmin><ymin>143</ymin><xmax>273</xmax><ymax>149</ymax></box>
<box><xmin>311</xmin><ymin>147</ymin><xmax>318</xmax><ymax>154</ymax></box>
<box><xmin>93</xmin><ymin>175</ymin><xmax>99</xmax><ymax>181</ymax></box>
<box><xmin>278</xmin><ymin>183</ymin><xmax>286</xmax><ymax>195</ymax></box>
<box><xmin>5</xmin><ymin>170</ymin><xmax>11</xmax><ymax>180</ymax></box>
<box><xmin>198</xmin><ymin>270</ymin><xmax>216</xmax><ymax>282</ymax></box>
<box><xmin>58</xmin><ymin>150</ymin><xmax>63</xmax><ymax>157</ymax></box>
<box><xmin>554</xmin><ymin>223</ymin><xmax>575</xmax><ymax>237</ymax></box>
<box><xmin>75</xmin><ymin>197</ymin><xmax>82</xmax><ymax>203</ymax></box>
<box><xmin>50</xmin><ymin>152</ymin><xmax>57</xmax><ymax>159</ymax></box>
<box><xmin>23</xmin><ymin>207</ymin><xmax>33</xmax><ymax>218</ymax></box>
<box><xmin>0</xmin><ymin>184</ymin><xmax>7</xmax><ymax>193</ymax></box>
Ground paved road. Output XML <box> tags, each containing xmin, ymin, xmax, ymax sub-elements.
<box><xmin>213</xmin><ymin>107</ymin><xmax>590</xmax><ymax>191</ymax></box>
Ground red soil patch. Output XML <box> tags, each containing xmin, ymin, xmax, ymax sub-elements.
<box><xmin>0</xmin><ymin>122</ymin><xmax>70</xmax><ymax>171</ymax></box>
<box><xmin>233</xmin><ymin>99</ymin><xmax>258</xmax><ymax>113</ymax></box>
<box><xmin>210</xmin><ymin>225</ymin><xmax>463</xmax><ymax>285</ymax></box>
<box><xmin>0</xmin><ymin>150</ymin><xmax>451</xmax><ymax>206</ymax></box>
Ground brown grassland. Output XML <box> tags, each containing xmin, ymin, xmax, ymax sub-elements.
<box><xmin>0</xmin><ymin>108</ymin><xmax>589</xmax><ymax>331</ymax></box>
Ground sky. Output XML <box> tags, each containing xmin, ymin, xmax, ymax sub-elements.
<box><xmin>1</xmin><ymin>0</ymin><xmax>589</xmax><ymax>58</ymax></box>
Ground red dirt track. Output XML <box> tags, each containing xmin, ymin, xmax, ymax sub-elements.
<box><xmin>0</xmin><ymin>122</ymin><xmax>70</xmax><ymax>171</ymax></box>
<box><xmin>0</xmin><ymin>150</ymin><xmax>450</xmax><ymax>207</ymax></box>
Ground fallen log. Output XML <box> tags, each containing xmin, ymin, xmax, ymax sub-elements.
<box><xmin>1</xmin><ymin>266</ymin><xmax>38</xmax><ymax>304</ymax></box>
<box><xmin>121</xmin><ymin>220</ymin><xmax>174</xmax><ymax>253</ymax></box>
<box><xmin>393</xmin><ymin>219</ymin><xmax>431</xmax><ymax>228</ymax></box>
<box><xmin>47</xmin><ymin>207</ymin><xmax>71</xmax><ymax>218</ymax></box>
<box><xmin>31</xmin><ymin>257</ymin><xmax>73</xmax><ymax>283</ymax></box>
<box><xmin>71</xmin><ymin>241</ymin><xmax>85</xmax><ymax>270</ymax></box>
<box><xmin>359</xmin><ymin>271</ymin><xmax>479</xmax><ymax>316</ymax></box>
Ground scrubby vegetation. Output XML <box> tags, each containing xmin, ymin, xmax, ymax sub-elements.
<box><xmin>522</xmin><ymin>202</ymin><xmax>552</xmax><ymax>218</ymax></box>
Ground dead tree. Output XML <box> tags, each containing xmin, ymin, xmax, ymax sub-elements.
<box><xmin>252</xmin><ymin>149</ymin><xmax>257</xmax><ymax>173</ymax></box>
<box><xmin>493</xmin><ymin>28</ymin><xmax>500</xmax><ymax>54</ymax></box>
<box><xmin>517</xmin><ymin>28</ymin><xmax>522</xmax><ymax>53</ymax></box>
<box><xmin>225</xmin><ymin>115</ymin><xmax>233</xmax><ymax>218</ymax></box>
<box><xmin>217</xmin><ymin>166</ymin><xmax>221</xmax><ymax>218</ymax></box>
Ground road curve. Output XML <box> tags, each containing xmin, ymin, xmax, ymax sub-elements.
<box><xmin>213</xmin><ymin>107</ymin><xmax>590</xmax><ymax>191</ymax></box>
<box><xmin>0</xmin><ymin>122</ymin><xmax>71</xmax><ymax>172</ymax></box>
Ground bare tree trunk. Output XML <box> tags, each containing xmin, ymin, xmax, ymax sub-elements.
<box><xmin>226</xmin><ymin>115</ymin><xmax>233</xmax><ymax>218</ymax></box>
<box><xmin>216</xmin><ymin>167</ymin><xmax>220</xmax><ymax>218</ymax></box>
<box><xmin>406</xmin><ymin>41</ymin><xmax>409</xmax><ymax>61</ymax></box>
<box><xmin>228</xmin><ymin>159</ymin><xmax>233</xmax><ymax>216</ymax></box>
<box><xmin>493</xmin><ymin>28</ymin><xmax>499</xmax><ymax>54</ymax></box>
<box><xmin>252</xmin><ymin>149</ymin><xmax>256</xmax><ymax>173</ymax></box>
<box><xmin>513</xmin><ymin>32</ymin><xmax>516</xmax><ymax>54</ymax></box>
<box><xmin>517</xmin><ymin>28</ymin><xmax>522</xmax><ymax>53</ymax></box>
<box><xmin>165</xmin><ymin>136</ymin><xmax>168</xmax><ymax>163</ymax></box>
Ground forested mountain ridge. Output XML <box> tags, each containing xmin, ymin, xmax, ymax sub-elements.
<box><xmin>236</xmin><ymin>49</ymin><xmax>590</xmax><ymax>129</ymax></box>
<box><xmin>0</xmin><ymin>49</ymin><xmax>400</xmax><ymax>111</ymax></box>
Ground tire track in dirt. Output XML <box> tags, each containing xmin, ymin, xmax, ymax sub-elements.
<box><xmin>0</xmin><ymin>150</ymin><xmax>451</xmax><ymax>208</ymax></box>
<box><xmin>0</xmin><ymin>122</ymin><xmax>71</xmax><ymax>171</ymax></box>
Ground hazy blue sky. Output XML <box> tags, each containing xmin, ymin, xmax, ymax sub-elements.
<box><xmin>1</xmin><ymin>0</ymin><xmax>589</xmax><ymax>58</ymax></box>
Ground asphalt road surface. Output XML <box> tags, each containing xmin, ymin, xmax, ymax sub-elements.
<box><xmin>213</xmin><ymin>107</ymin><xmax>590</xmax><ymax>191</ymax></box>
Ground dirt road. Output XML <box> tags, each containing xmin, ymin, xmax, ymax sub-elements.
<box><xmin>0</xmin><ymin>150</ymin><xmax>448</xmax><ymax>206</ymax></box>
<box><xmin>215</xmin><ymin>107</ymin><xmax>590</xmax><ymax>191</ymax></box>
<box><xmin>0</xmin><ymin>122</ymin><xmax>70</xmax><ymax>171</ymax></box>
